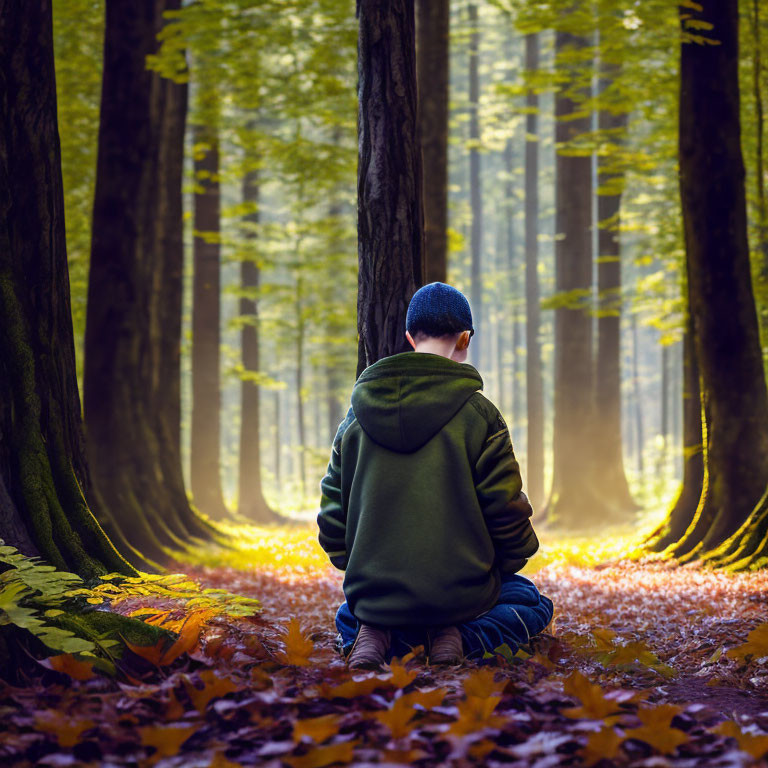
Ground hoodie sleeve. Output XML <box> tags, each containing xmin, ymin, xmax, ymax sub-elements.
<box><xmin>474</xmin><ymin>409</ymin><xmax>539</xmax><ymax>575</ymax></box>
<box><xmin>317</xmin><ymin>405</ymin><xmax>355</xmax><ymax>570</ymax></box>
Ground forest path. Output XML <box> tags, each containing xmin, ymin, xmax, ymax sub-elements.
<box><xmin>4</xmin><ymin>527</ymin><xmax>768</xmax><ymax>766</ymax></box>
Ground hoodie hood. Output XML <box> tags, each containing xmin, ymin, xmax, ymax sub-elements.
<box><xmin>350</xmin><ymin>351</ymin><xmax>483</xmax><ymax>453</ymax></box>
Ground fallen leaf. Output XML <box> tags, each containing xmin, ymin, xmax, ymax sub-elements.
<box><xmin>449</xmin><ymin>695</ymin><xmax>505</xmax><ymax>735</ymax></box>
<box><xmin>727</xmin><ymin>623</ymin><xmax>768</xmax><ymax>662</ymax></box>
<box><xmin>35</xmin><ymin>712</ymin><xmax>95</xmax><ymax>748</ymax></box>
<box><xmin>276</xmin><ymin>618</ymin><xmax>315</xmax><ymax>666</ymax></box>
<box><xmin>45</xmin><ymin>653</ymin><xmax>96</xmax><ymax>681</ymax></box>
<box><xmin>562</xmin><ymin>670</ymin><xmax>623</xmax><ymax>721</ymax></box>
<box><xmin>582</xmin><ymin>725</ymin><xmax>624</xmax><ymax>765</ymax></box>
<box><xmin>139</xmin><ymin>724</ymin><xmax>199</xmax><ymax>765</ymax></box>
<box><xmin>293</xmin><ymin>714</ymin><xmax>343</xmax><ymax>744</ymax></box>
<box><xmin>713</xmin><ymin>721</ymin><xmax>768</xmax><ymax>759</ymax></box>
<box><xmin>283</xmin><ymin>740</ymin><xmax>359</xmax><ymax>768</ymax></box>
<box><xmin>183</xmin><ymin>670</ymin><xmax>239</xmax><ymax>714</ymax></box>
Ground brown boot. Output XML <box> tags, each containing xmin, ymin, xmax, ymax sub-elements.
<box><xmin>429</xmin><ymin>625</ymin><xmax>463</xmax><ymax>665</ymax></box>
<box><xmin>347</xmin><ymin>624</ymin><xmax>391</xmax><ymax>670</ymax></box>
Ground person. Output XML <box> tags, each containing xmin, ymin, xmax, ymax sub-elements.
<box><xmin>317</xmin><ymin>282</ymin><xmax>553</xmax><ymax>669</ymax></box>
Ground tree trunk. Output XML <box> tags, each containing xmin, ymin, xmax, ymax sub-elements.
<box><xmin>238</xmin><ymin>168</ymin><xmax>281</xmax><ymax>523</ymax></box>
<box><xmin>356</xmin><ymin>0</ymin><xmax>425</xmax><ymax>375</ymax></box>
<box><xmin>295</xmin><ymin>274</ymin><xmax>307</xmax><ymax>501</ymax></box>
<box><xmin>0</xmin><ymin>0</ymin><xmax>133</xmax><ymax>577</ymax></box>
<box><xmin>671</xmin><ymin>0</ymin><xmax>768</xmax><ymax>564</ymax></box>
<box><xmin>190</xmin><ymin>124</ymin><xmax>228</xmax><ymax>521</ymax></box>
<box><xmin>468</xmin><ymin>2</ymin><xmax>482</xmax><ymax>371</ymax></box>
<box><xmin>645</xmin><ymin>318</ymin><xmax>704</xmax><ymax>552</ymax></box>
<box><xmin>416</xmin><ymin>0</ymin><xmax>449</xmax><ymax>284</ymax></box>
<box><xmin>85</xmin><ymin>0</ymin><xmax>213</xmax><ymax>571</ymax></box>
<box><xmin>547</xmin><ymin>29</ymin><xmax>611</xmax><ymax>528</ymax></box>
<box><xmin>595</xmin><ymin>101</ymin><xmax>635</xmax><ymax>513</ymax></box>
<box><xmin>631</xmin><ymin>313</ymin><xmax>644</xmax><ymax>478</ymax></box>
<box><xmin>524</xmin><ymin>33</ymin><xmax>545</xmax><ymax>510</ymax></box>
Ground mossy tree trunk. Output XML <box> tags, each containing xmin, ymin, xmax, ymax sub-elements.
<box><xmin>85</xmin><ymin>0</ymin><xmax>214</xmax><ymax>572</ymax></box>
<box><xmin>356</xmin><ymin>0</ymin><xmax>425</xmax><ymax>375</ymax></box>
<box><xmin>670</xmin><ymin>0</ymin><xmax>768</xmax><ymax>567</ymax></box>
<box><xmin>0</xmin><ymin>0</ymin><xmax>133</xmax><ymax>578</ymax></box>
<box><xmin>191</xmin><ymin>122</ymin><xmax>229</xmax><ymax>521</ymax></box>
<box><xmin>416</xmin><ymin>0</ymin><xmax>449</xmax><ymax>284</ymax></box>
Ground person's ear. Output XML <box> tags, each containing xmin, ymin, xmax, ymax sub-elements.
<box><xmin>405</xmin><ymin>329</ymin><xmax>416</xmax><ymax>349</ymax></box>
<box><xmin>456</xmin><ymin>330</ymin><xmax>470</xmax><ymax>351</ymax></box>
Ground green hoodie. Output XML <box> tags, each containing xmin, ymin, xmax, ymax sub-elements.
<box><xmin>317</xmin><ymin>351</ymin><xmax>539</xmax><ymax>627</ymax></box>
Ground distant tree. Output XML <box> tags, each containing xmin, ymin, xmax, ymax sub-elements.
<box><xmin>667</xmin><ymin>0</ymin><xmax>768</xmax><ymax>568</ymax></box>
<box><xmin>547</xmin><ymin>27</ymin><xmax>610</xmax><ymax>527</ymax></box>
<box><xmin>416</xmin><ymin>0</ymin><xmax>449</xmax><ymax>283</ymax></box>
<box><xmin>523</xmin><ymin>31</ymin><xmax>545</xmax><ymax>510</ymax></box>
<box><xmin>356</xmin><ymin>0</ymin><xmax>425</xmax><ymax>374</ymax></box>
<box><xmin>0</xmin><ymin>0</ymin><xmax>132</xmax><ymax>577</ymax></box>
<box><xmin>85</xmin><ymin>0</ymin><xmax>214</xmax><ymax>570</ymax></box>
<box><xmin>190</xmin><ymin>107</ymin><xmax>229</xmax><ymax>522</ymax></box>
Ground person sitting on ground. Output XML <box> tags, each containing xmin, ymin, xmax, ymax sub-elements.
<box><xmin>317</xmin><ymin>282</ymin><xmax>553</xmax><ymax>669</ymax></box>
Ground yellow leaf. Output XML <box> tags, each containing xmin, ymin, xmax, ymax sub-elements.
<box><xmin>318</xmin><ymin>676</ymin><xmax>388</xmax><ymax>699</ymax></box>
<box><xmin>562</xmin><ymin>670</ymin><xmax>623</xmax><ymax>721</ymax></box>
<box><xmin>591</xmin><ymin>628</ymin><xmax>617</xmax><ymax>651</ymax></box>
<box><xmin>449</xmin><ymin>695</ymin><xmax>506</xmax><ymax>735</ymax></box>
<box><xmin>635</xmin><ymin>703</ymin><xmax>684</xmax><ymax>728</ymax></box>
<box><xmin>183</xmin><ymin>670</ymin><xmax>239</xmax><ymax>714</ymax></box>
<box><xmin>46</xmin><ymin>653</ymin><xmax>96</xmax><ymax>681</ymax></box>
<box><xmin>462</xmin><ymin>667</ymin><xmax>506</xmax><ymax>698</ymax></box>
<box><xmin>165</xmin><ymin>688</ymin><xmax>185</xmax><ymax>721</ymax></box>
<box><xmin>582</xmin><ymin>725</ymin><xmax>623</xmax><ymax>765</ymax></box>
<box><xmin>727</xmin><ymin>623</ymin><xmax>768</xmax><ymax>662</ymax></box>
<box><xmin>35</xmin><ymin>712</ymin><xmax>95</xmax><ymax>748</ymax></box>
<box><xmin>373</xmin><ymin>696</ymin><xmax>418</xmax><ymax>739</ymax></box>
<box><xmin>713</xmin><ymin>721</ymin><xmax>768</xmax><ymax>759</ymax></box>
<box><xmin>468</xmin><ymin>739</ymin><xmax>495</xmax><ymax>759</ymax></box>
<box><xmin>284</xmin><ymin>740</ymin><xmax>358</xmax><ymax>768</ymax></box>
<box><xmin>402</xmin><ymin>687</ymin><xmax>447</xmax><ymax>710</ymax></box>
<box><xmin>293</xmin><ymin>714</ymin><xmax>343</xmax><ymax>744</ymax></box>
<box><xmin>386</xmin><ymin>659</ymin><xmax>418</xmax><ymax>689</ymax></box>
<box><xmin>139</xmin><ymin>724</ymin><xmax>199</xmax><ymax>764</ymax></box>
<box><xmin>277</xmin><ymin>618</ymin><xmax>315</xmax><ymax>666</ymax></box>
<box><xmin>623</xmin><ymin>724</ymin><xmax>689</xmax><ymax>754</ymax></box>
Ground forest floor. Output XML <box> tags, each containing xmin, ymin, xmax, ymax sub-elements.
<box><xmin>2</xmin><ymin>523</ymin><xmax>768</xmax><ymax>767</ymax></box>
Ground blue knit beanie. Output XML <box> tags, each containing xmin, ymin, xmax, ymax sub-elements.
<box><xmin>406</xmin><ymin>282</ymin><xmax>474</xmax><ymax>339</ymax></box>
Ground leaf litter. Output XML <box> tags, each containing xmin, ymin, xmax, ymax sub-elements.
<box><xmin>1</xmin><ymin>525</ymin><xmax>768</xmax><ymax>767</ymax></box>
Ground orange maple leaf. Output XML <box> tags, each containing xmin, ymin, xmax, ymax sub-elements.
<box><xmin>125</xmin><ymin>609</ymin><xmax>211</xmax><ymax>667</ymax></box>
<box><xmin>713</xmin><ymin>721</ymin><xmax>768</xmax><ymax>759</ymax></box>
<box><xmin>276</xmin><ymin>618</ymin><xmax>315</xmax><ymax>666</ymax></box>
<box><xmin>623</xmin><ymin>724</ymin><xmax>689</xmax><ymax>754</ymax></box>
<box><xmin>318</xmin><ymin>675</ymin><xmax>388</xmax><ymax>699</ymax></box>
<box><xmin>46</xmin><ymin>653</ymin><xmax>96</xmax><ymax>681</ymax></box>
<box><xmin>582</xmin><ymin>725</ymin><xmax>624</xmax><ymax>765</ymax></box>
<box><xmin>462</xmin><ymin>667</ymin><xmax>506</xmax><ymax>698</ymax></box>
<box><xmin>386</xmin><ymin>659</ymin><xmax>419</xmax><ymax>689</ymax></box>
<box><xmin>293</xmin><ymin>714</ymin><xmax>343</xmax><ymax>744</ymax></box>
<box><xmin>562</xmin><ymin>670</ymin><xmax>623</xmax><ymax>721</ymax></box>
<box><xmin>372</xmin><ymin>695</ymin><xmax>419</xmax><ymax>739</ymax></box>
<box><xmin>35</xmin><ymin>712</ymin><xmax>95</xmax><ymax>748</ymax></box>
<box><xmin>182</xmin><ymin>670</ymin><xmax>239</xmax><ymax>714</ymax></box>
<box><xmin>283</xmin><ymin>739</ymin><xmax>359</xmax><ymax>768</ymax></box>
<box><xmin>449</xmin><ymin>694</ymin><xmax>506</xmax><ymax>735</ymax></box>
<box><xmin>726</xmin><ymin>623</ymin><xmax>768</xmax><ymax>662</ymax></box>
<box><xmin>139</xmin><ymin>724</ymin><xmax>199</xmax><ymax>764</ymax></box>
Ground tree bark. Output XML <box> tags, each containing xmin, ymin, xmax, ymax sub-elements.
<box><xmin>468</xmin><ymin>2</ymin><xmax>482</xmax><ymax>371</ymax></box>
<box><xmin>547</xmin><ymin>29</ymin><xmax>612</xmax><ymax>527</ymax></box>
<box><xmin>631</xmin><ymin>313</ymin><xmax>644</xmax><ymax>478</ymax></box>
<box><xmin>671</xmin><ymin>0</ymin><xmax>768</xmax><ymax>563</ymax></box>
<box><xmin>238</xmin><ymin>168</ymin><xmax>281</xmax><ymax>523</ymax></box>
<box><xmin>190</xmin><ymin>123</ymin><xmax>229</xmax><ymax>521</ymax></box>
<box><xmin>524</xmin><ymin>33</ymin><xmax>545</xmax><ymax>510</ymax></box>
<box><xmin>595</xmin><ymin>100</ymin><xmax>635</xmax><ymax>512</ymax></box>
<box><xmin>356</xmin><ymin>0</ymin><xmax>425</xmax><ymax>375</ymax></box>
<box><xmin>416</xmin><ymin>0</ymin><xmax>449</xmax><ymax>284</ymax></box>
<box><xmin>85</xmin><ymin>0</ymin><xmax>213</xmax><ymax>571</ymax></box>
<box><xmin>0</xmin><ymin>0</ymin><xmax>133</xmax><ymax>577</ymax></box>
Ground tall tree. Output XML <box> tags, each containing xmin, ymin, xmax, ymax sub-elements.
<box><xmin>85</xmin><ymin>0</ymin><xmax>213</xmax><ymax>570</ymax></box>
<box><xmin>547</xmin><ymin>27</ymin><xmax>608</xmax><ymax>527</ymax></box>
<box><xmin>356</xmin><ymin>0</ymin><xmax>425</xmax><ymax>374</ymax></box>
<box><xmin>190</xmin><ymin>116</ymin><xmax>229</xmax><ymax>521</ymax></box>
<box><xmin>416</xmin><ymin>0</ymin><xmax>449</xmax><ymax>283</ymax></box>
<box><xmin>669</xmin><ymin>0</ymin><xmax>768</xmax><ymax>565</ymax></box>
<box><xmin>523</xmin><ymin>32</ymin><xmax>545</xmax><ymax>510</ymax></box>
<box><xmin>594</xmin><ymin>60</ymin><xmax>635</xmax><ymax>513</ymax></box>
<box><xmin>468</xmin><ymin>2</ymin><xmax>482</xmax><ymax>370</ymax></box>
<box><xmin>0</xmin><ymin>0</ymin><xmax>132</xmax><ymax>577</ymax></box>
<box><xmin>238</xmin><ymin>167</ymin><xmax>281</xmax><ymax>523</ymax></box>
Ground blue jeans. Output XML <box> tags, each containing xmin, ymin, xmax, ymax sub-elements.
<box><xmin>334</xmin><ymin>573</ymin><xmax>554</xmax><ymax>662</ymax></box>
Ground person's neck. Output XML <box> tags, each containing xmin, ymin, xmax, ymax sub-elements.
<box><xmin>413</xmin><ymin>339</ymin><xmax>458</xmax><ymax>360</ymax></box>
